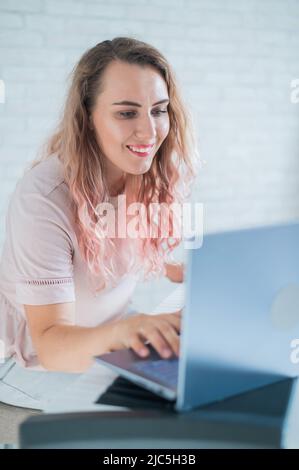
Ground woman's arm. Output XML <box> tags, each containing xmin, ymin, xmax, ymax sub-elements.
<box><xmin>164</xmin><ymin>262</ymin><xmax>185</xmax><ymax>283</ymax></box>
<box><xmin>24</xmin><ymin>302</ymin><xmax>182</xmax><ymax>373</ymax></box>
<box><xmin>24</xmin><ymin>302</ymin><xmax>117</xmax><ymax>373</ymax></box>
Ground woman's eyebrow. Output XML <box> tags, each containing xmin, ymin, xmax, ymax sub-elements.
<box><xmin>111</xmin><ymin>99</ymin><xmax>169</xmax><ymax>107</ymax></box>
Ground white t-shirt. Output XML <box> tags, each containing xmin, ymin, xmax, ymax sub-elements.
<box><xmin>0</xmin><ymin>155</ymin><xmax>142</xmax><ymax>370</ymax></box>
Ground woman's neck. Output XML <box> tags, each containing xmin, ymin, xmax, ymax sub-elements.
<box><xmin>107</xmin><ymin>176</ymin><xmax>126</xmax><ymax>197</ymax></box>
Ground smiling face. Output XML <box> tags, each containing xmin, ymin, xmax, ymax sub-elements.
<box><xmin>90</xmin><ymin>60</ymin><xmax>170</xmax><ymax>194</ymax></box>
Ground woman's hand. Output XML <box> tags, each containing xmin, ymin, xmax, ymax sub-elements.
<box><xmin>164</xmin><ymin>262</ymin><xmax>185</xmax><ymax>283</ymax></box>
<box><xmin>110</xmin><ymin>310</ymin><xmax>182</xmax><ymax>359</ymax></box>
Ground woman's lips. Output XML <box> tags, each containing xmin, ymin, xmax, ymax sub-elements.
<box><xmin>126</xmin><ymin>146</ymin><xmax>153</xmax><ymax>157</ymax></box>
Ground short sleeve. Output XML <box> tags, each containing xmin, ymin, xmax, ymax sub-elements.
<box><xmin>9</xmin><ymin>187</ymin><xmax>76</xmax><ymax>305</ymax></box>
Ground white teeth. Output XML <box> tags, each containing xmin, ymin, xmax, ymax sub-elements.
<box><xmin>128</xmin><ymin>146</ymin><xmax>151</xmax><ymax>153</ymax></box>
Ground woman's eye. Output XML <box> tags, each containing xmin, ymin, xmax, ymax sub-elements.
<box><xmin>118</xmin><ymin>109</ymin><xmax>168</xmax><ymax>118</ymax></box>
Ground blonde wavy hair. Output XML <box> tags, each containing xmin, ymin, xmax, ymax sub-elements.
<box><xmin>29</xmin><ymin>37</ymin><xmax>200</xmax><ymax>293</ymax></box>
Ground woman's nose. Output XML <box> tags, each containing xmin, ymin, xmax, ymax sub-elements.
<box><xmin>134</xmin><ymin>114</ymin><xmax>157</xmax><ymax>141</ymax></box>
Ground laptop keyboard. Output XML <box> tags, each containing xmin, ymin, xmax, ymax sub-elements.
<box><xmin>132</xmin><ymin>358</ymin><xmax>179</xmax><ymax>388</ymax></box>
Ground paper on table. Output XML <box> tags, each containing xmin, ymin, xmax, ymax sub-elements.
<box><xmin>152</xmin><ymin>284</ymin><xmax>185</xmax><ymax>314</ymax></box>
<box><xmin>44</xmin><ymin>362</ymin><xmax>131</xmax><ymax>413</ymax></box>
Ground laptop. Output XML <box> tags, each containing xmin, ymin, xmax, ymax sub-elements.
<box><xmin>95</xmin><ymin>221</ymin><xmax>299</xmax><ymax>412</ymax></box>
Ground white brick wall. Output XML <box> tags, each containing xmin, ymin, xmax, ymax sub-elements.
<box><xmin>1</xmin><ymin>0</ymin><xmax>299</xmax><ymax>310</ymax></box>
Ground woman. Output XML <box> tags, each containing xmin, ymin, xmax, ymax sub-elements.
<box><xmin>0</xmin><ymin>37</ymin><xmax>198</xmax><ymax>410</ymax></box>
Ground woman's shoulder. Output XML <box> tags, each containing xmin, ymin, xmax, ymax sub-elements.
<box><xmin>3</xmin><ymin>156</ymin><xmax>76</xmax><ymax>251</ymax></box>
<box><xmin>7</xmin><ymin>155</ymin><xmax>74</xmax><ymax>226</ymax></box>
<box><xmin>15</xmin><ymin>154</ymin><xmax>66</xmax><ymax>198</ymax></box>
